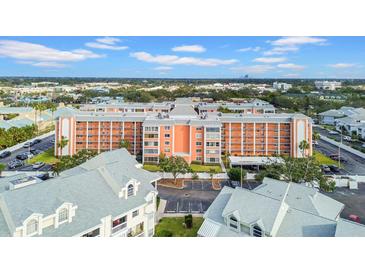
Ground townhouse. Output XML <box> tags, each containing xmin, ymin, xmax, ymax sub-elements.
<box><xmin>198</xmin><ymin>177</ymin><xmax>365</xmax><ymax>237</ymax></box>
<box><xmin>55</xmin><ymin>98</ymin><xmax>312</xmax><ymax>163</ymax></box>
<box><xmin>0</xmin><ymin>149</ymin><xmax>160</xmax><ymax>237</ymax></box>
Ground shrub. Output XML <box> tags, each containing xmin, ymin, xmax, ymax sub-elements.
<box><xmin>192</xmin><ymin>172</ymin><xmax>199</xmax><ymax>180</ymax></box>
<box><xmin>184</xmin><ymin>214</ymin><xmax>193</xmax><ymax>229</ymax></box>
<box><xmin>228</xmin><ymin>167</ymin><xmax>246</xmax><ymax>182</ymax></box>
<box><xmin>159</xmin><ymin>230</ymin><xmax>173</xmax><ymax>237</ymax></box>
<box><xmin>191</xmin><ymin>160</ymin><xmax>202</xmax><ymax>165</ymax></box>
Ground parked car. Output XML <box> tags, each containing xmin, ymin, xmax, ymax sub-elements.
<box><xmin>7</xmin><ymin>159</ymin><xmax>24</xmax><ymax>169</ymax></box>
<box><xmin>16</xmin><ymin>153</ymin><xmax>28</xmax><ymax>160</ymax></box>
<box><xmin>34</xmin><ymin>139</ymin><xmax>42</xmax><ymax>144</ymax></box>
<box><xmin>321</xmin><ymin>165</ymin><xmax>331</xmax><ymax>173</ymax></box>
<box><xmin>36</xmin><ymin>173</ymin><xmax>50</xmax><ymax>181</ymax></box>
<box><xmin>23</xmin><ymin>142</ymin><xmax>31</xmax><ymax>148</ymax></box>
<box><xmin>328</xmin><ymin>130</ymin><xmax>339</xmax><ymax>135</ymax></box>
<box><xmin>0</xmin><ymin>151</ymin><xmax>11</xmax><ymax>158</ymax></box>
<box><xmin>32</xmin><ymin>162</ymin><xmax>45</xmax><ymax>170</ymax></box>
<box><xmin>24</xmin><ymin>152</ymin><xmax>34</xmax><ymax>159</ymax></box>
<box><xmin>30</xmin><ymin>148</ymin><xmax>43</xmax><ymax>155</ymax></box>
<box><xmin>230</xmin><ymin>181</ymin><xmax>240</xmax><ymax>188</ymax></box>
<box><xmin>312</xmin><ymin>140</ymin><xmax>318</xmax><ymax>146</ymax></box>
<box><xmin>329</xmin><ymin>154</ymin><xmax>348</xmax><ymax>163</ymax></box>
<box><xmin>329</xmin><ymin>165</ymin><xmax>340</xmax><ymax>173</ymax></box>
<box><xmin>343</xmin><ymin>136</ymin><xmax>352</xmax><ymax>142</ymax></box>
<box><xmin>349</xmin><ymin>214</ymin><xmax>361</xmax><ymax>223</ymax></box>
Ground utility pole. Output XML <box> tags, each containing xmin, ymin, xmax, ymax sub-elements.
<box><xmin>338</xmin><ymin>129</ymin><xmax>342</xmax><ymax>168</ymax></box>
<box><xmin>240</xmin><ymin>162</ymin><xmax>243</xmax><ymax>188</ymax></box>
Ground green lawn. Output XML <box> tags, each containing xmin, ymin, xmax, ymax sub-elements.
<box><xmin>190</xmin><ymin>164</ymin><xmax>222</xmax><ymax>173</ymax></box>
<box><xmin>155</xmin><ymin>217</ymin><xmax>204</xmax><ymax>237</ymax></box>
<box><xmin>313</xmin><ymin>151</ymin><xmax>338</xmax><ymax>166</ymax></box>
<box><xmin>143</xmin><ymin>164</ymin><xmax>161</xmax><ymax>172</ymax></box>
<box><xmin>27</xmin><ymin>148</ymin><xmax>59</xmax><ymax>165</ymax></box>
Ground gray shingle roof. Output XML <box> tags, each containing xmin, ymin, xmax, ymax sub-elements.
<box><xmin>0</xmin><ymin>149</ymin><xmax>159</xmax><ymax>237</ymax></box>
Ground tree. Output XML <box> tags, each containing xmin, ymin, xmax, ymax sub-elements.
<box><xmin>158</xmin><ymin>155</ymin><xmax>191</xmax><ymax>183</ymax></box>
<box><xmin>57</xmin><ymin>136</ymin><xmax>69</xmax><ymax>158</ymax></box>
<box><xmin>228</xmin><ymin>167</ymin><xmax>247</xmax><ymax>182</ymax></box>
<box><xmin>119</xmin><ymin>139</ymin><xmax>131</xmax><ymax>150</ymax></box>
<box><xmin>208</xmin><ymin>168</ymin><xmax>217</xmax><ymax>183</ymax></box>
<box><xmin>0</xmin><ymin>163</ymin><xmax>5</xmax><ymax>177</ymax></box>
<box><xmin>299</xmin><ymin>140</ymin><xmax>309</xmax><ymax>157</ymax></box>
<box><xmin>313</xmin><ymin>132</ymin><xmax>320</xmax><ymax>142</ymax></box>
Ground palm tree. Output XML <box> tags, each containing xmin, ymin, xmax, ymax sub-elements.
<box><xmin>119</xmin><ymin>139</ymin><xmax>131</xmax><ymax>150</ymax></box>
<box><xmin>50</xmin><ymin>103</ymin><xmax>57</xmax><ymax>121</ymax></box>
<box><xmin>299</xmin><ymin>140</ymin><xmax>310</xmax><ymax>157</ymax></box>
<box><xmin>57</xmin><ymin>136</ymin><xmax>69</xmax><ymax>158</ymax></box>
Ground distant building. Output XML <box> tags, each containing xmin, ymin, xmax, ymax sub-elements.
<box><xmin>198</xmin><ymin>177</ymin><xmax>365</xmax><ymax>237</ymax></box>
<box><xmin>273</xmin><ymin>82</ymin><xmax>292</xmax><ymax>92</ymax></box>
<box><xmin>0</xmin><ymin>149</ymin><xmax>159</xmax><ymax>237</ymax></box>
<box><xmin>315</xmin><ymin>81</ymin><xmax>342</xmax><ymax>91</ymax></box>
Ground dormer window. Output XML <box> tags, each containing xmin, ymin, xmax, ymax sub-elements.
<box><xmin>252</xmin><ymin>225</ymin><xmax>263</xmax><ymax>237</ymax></box>
<box><xmin>26</xmin><ymin>219</ymin><xmax>38</xmax><ymax>236</ymax></box>
<box><xmin>58</xmin><ymin>208</ymin><xmax>69</xmax><ymax>223</ymax></box>
<box><xmin>229</xmin><ymin>216</ymin><xmax>238</xmax><ymax>230</ymax></box>
<box><xmin>127</xmin><ymin>184</ymin><xmax>134</xmax><ymax>197</ymax></box>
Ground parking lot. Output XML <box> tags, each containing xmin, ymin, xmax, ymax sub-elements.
<box><xmin>0</xmin><ymin>135</ymin><xmax>55</xmax><ymax>172</ymax></box>
<box><xmin>323</xmin><ymin>183</ymin><xmax>365</xmax><ymax>225</ymax></box>
<box><xmin>159</xmin><ymin>180</ymin><xmax>261</xmax><ymax>214</ymax></box>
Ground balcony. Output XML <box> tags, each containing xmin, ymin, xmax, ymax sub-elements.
<box><xmin>111</xmin><ymin>222</ymin><xmax>127</xmax><ymax>235</ymax></box>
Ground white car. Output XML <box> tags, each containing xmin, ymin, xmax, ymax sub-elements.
<box><xmin>32</xmin><ymin>162</ymin><xmax>45</xmax><ymax>170</ymax></box>
<box><xmin>343</xmin><ymin>136</ymin><xmax>352</xmax><ymax>141</ymax></box>
<box><xmin>328</xmin><ymin>130</ymin><xmax>339</xmax><ymax>135</ymax></box>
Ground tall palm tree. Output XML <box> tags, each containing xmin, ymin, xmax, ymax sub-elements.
<box><xmin>57</xmin><ymin>136</ymin><xmax>69</xmax><ymax>158</ymax></box>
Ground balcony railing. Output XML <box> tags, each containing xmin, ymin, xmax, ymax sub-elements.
<box><xmin>111</xmin><ymin>222</ymin><xmax>127</xmax><ymax>234</ymax></box>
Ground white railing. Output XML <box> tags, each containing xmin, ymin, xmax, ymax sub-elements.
<box><xmin>111</xmin><ymin>222</ymin><xmax>127</xmax><ymax>234</ymax></box>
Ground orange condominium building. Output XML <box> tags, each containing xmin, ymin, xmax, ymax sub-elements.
<box><xmin>55</xmin><ymin>99</ymin><xmax>312</xmax><ymax>164</ymax></box>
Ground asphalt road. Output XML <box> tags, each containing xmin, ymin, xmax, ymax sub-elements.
<box><xmin>315</xmin><ymin>139</ymin><xmax>365</xmax><ymax>175</ymax></box>
<box><xmin>0</xmin><ymin>135</ymin><xmax>55</xmax><ymax>172</ymax></box>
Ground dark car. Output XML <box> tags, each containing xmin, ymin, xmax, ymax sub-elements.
<box><xmin>7</xmin><ymin>160</ymin><xmax>24</xmax><ymax>169</ymax></box>
<box><xmin>230</xmin><ymin>181</ymin><xmax>241</xmax><ymax>188</ymax></box>
<box><xmin>36</xmin><ymin>173</ymin><xmax>50</xmax><ymax>181</ymax></box>
<box><xmin>0</xmin><ymin>151</ymin><xmax>11</xmax><ymax>158</ymax></box>
<box><xmin>16</xmin><ymin>153</ymin><xmax>28</xmax><ymax>160</ymax></box>
<box><xmin>30</xmin><ymin>149</ymin><xmax>42</xmax><ymax>155</ymax></box>
<box><xmin>34</xmin><ymin>139</ymin><xmax>42</xmax><ymax>144</ymax></box>
<box><xmin>329</xmin><ymin>165</ymin><xmax>340</xmax><ymax>173</ymax></box>
<box><xmin>321</xmin><ymin>165</ymin><xmax>331</xmax><ymax>173</ymax></box>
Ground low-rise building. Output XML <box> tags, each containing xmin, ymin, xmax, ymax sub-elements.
<box><xmin>198</xmin><ymin>177</ymin><xmax>365</xmax><ymax>237</ymax></box>
<box><xmin>315</xmin><ymin>81</ymin><xmax>342</xmax><ymax>91</ymax></box>
<box><xmin>0</xmin><ymin>149</ymin><xmax>159</xmax><ymax>237</ymax></box>
<box><xmin>273</xmin><ymin>82</ymin><xmax>292</xmax><ymax>92</ymax></box>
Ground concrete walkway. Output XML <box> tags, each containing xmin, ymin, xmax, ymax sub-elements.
<box><xmin>156</xmin><ymin>198</ymin><xmax>167</xmax><ymax>222</ymax></box>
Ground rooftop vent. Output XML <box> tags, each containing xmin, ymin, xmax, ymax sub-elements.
<box><xmin>8</xmin><ymin>176</ymin><xmax>39</xmax><ymax>190</ymax></box>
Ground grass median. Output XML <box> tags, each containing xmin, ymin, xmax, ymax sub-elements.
<box><xmin>27</xmin><ymin>148</ymin><xmax>59</xmax><ymax>165</ymax></box>
<box><xmin>155</xmin><ymin>217</ymin><xmax>203</xmax><ymax>237</ymax></box>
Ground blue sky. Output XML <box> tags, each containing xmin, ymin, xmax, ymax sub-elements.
<box><xmin>0</xmin><ymin>36</ymin><xmax>364</xmax><ymax>78</ymax></box>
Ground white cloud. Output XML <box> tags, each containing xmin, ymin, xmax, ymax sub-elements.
<box><xmin>231</xmin><ymin>65</ymin><xmax>274</xmax><ymax>74</ymax></box>
<box><xmin>237</xmin><ymin>46</ymin><xmax>261</xmax><ymax>52</ymax></box>
<box><xmin>171</xmin><ymin>45</ymin><xmax>206</xmax><ymax>53</ymax></box>
<box><xmin>254</xmin><ymin>57</ymin><xmax>287</xmax><ymax>63</ymax></box>
<box><xmin>154</xmin><ymin>66</ymin><xmax>173</xmax><ymax>71</ymax></box>
<box><xmin>0</xmin><ymin>40</ymin><xmax>103</xmax><ymax>66</ymax></box>
<box><xmin>95</xmin><ymin>37</ymin><xmax>121</xmax><ymax>45</ymax></box>
<box><xmin>270</xmin><ymin>36</ymin><xmax>327</xmax><ymax>46</ymax></box>
<box><xmin>32</xmin><ymin>62</ymin><xmax>67</xmax><ymax>68</ymax></box>
<box><xmin>277</xmin><ymin>63</ymin><xmax>305</xmax><ymax>70</ymax></box>
<box><xmin>85</xmin><ymin>42</ymin><xmax>128</xmax><ymax>50</ymax></box>
<box><xmin>283</xmin><ymin>73</ymin><xmax>300</xmax><ymax>78</ymax></box>
<box><xmin>263</xmin><ymin>46</ymin><xmax>299</xmax><ymax>56</ymax></box>
<box><xmin>328</xmin><ymin>63</ymin><xmax>356</xmax><ymax>69</ymax></box>
<box><xmin>130</xmin><ymin>51</ymin><xmax>237</xmax><ymax>67</ymax></box>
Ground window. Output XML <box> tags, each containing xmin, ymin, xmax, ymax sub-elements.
<box><xmin>196</xmin><ymin>133</ymin><xmax>202</xmax><ymax>138</ymax></box>
<box><xmin>82</xmin><ymin>228</ymin><xmax>100</xmax><ymax>237</ymax></box>
<box><xmin>27</xmin><ymin>219</ymin><xmax>38</xmax><ymax>235</ymax></box>
<box><xmin>132</xmin><ymin>210</ymin><xmax>139</xmax><ymax>218</ymax></box>
<box><xmin>164</xmin><ymin>134</ymin><xmax>170</xmax><ymax>138</ymax></box>
<box><xmin>58</xmin><ymin>208</ymin><xmax>68</xmax><ymax>223</ymax></box>
<box><xmin>196</xmin><ymin>127</ymin><xmax>203</xmax><ymax>131</ymax></box>
<box><xmin>196</xmin><ymin>142</ymin><xmax>202</xmax><ymax>146</ymax></box>
<box><xmin>229</xmin><ymin>216</ymin><xmax>238</xmax><ymax>230</ymax></box>
<box><xmin>196</xmin><ymin>149</ymin><xmax>202</xmax><ymax>153</ymax></box>
<box><xmin>164</xmin><ymin>148</ymin><xmax>171</xmax><ymax>153</ymax></box>
<box><xmin>206</xmin><ymin>127</ymin><xmax>220</xmax><ymax>132</ymax></box>
<box><xmin>165</xmin><ymin>141</ymin><xmax>170</xmax><ymax>145</ymax></box>
<box><xmin>128</xmin><ymin>184</ymin><xmax>134</xmax><ymax>197</ymax></box>
<box><xmin>164</xmin><ymin>126</ymin><xmax>171</xmax><ymax>130</ymax></box>
<box><xmin>252</xmin><ymin>225</ymin><xmax>263</xmax><ymax>237</ymax></box>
